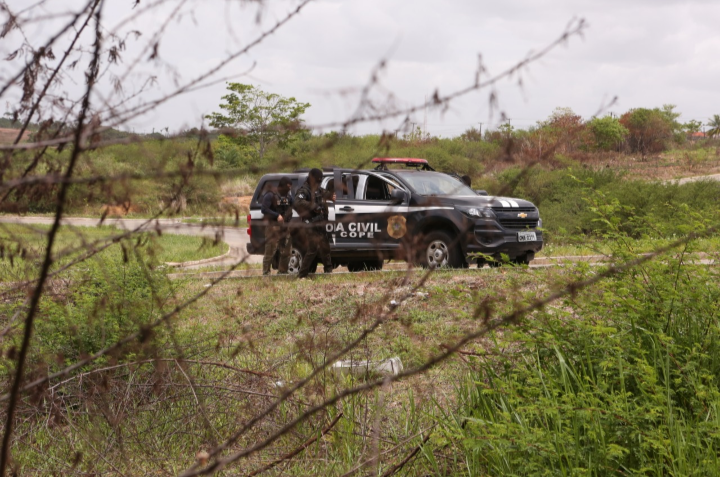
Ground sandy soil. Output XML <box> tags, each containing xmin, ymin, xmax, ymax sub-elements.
<box><xmin>0</xmin><ymin>128</ymin><xmax>30</xmax><ymax>144</ymax></box>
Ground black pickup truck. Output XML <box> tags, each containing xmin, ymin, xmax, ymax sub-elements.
<box><xmin>246</xmin><ymin>158</ymin><xmax>543</xmax><ymax>273</ymax></box>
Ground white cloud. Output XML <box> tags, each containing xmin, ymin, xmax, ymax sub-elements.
<box><xmin>3</xmin><ymin>0</ymin><xmax>720</xmax><ymax>135</ymax></box>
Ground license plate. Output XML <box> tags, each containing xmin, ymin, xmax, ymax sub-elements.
<box><xmin>517</xmin><ymin>231</ymin><xmax>537</xmax><ymax>242</ymax></box>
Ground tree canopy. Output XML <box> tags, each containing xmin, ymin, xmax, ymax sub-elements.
<box><xmin>206</xmin><ymin>83</ymin><xmax>310</xmax><ymax>159</ymax></box>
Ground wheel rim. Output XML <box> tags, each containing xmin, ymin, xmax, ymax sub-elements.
<box><xmin>288</xmin><ymin>248</ymin><xmax>302</xmax><ymax>275</ymax></box>
<box><xmin>426</xmin><ymin>240</ymin><xmax>449</xmax><ymax>269</ymax></box>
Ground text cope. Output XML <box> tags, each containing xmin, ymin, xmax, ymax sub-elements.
<box><xmin>326</xmin><ymin>222</ymin><xmax>381</xmax><ymax>238</ymax></box>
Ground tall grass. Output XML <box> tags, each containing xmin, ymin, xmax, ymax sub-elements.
<box><xmin>440</xmin><ymin>197</ymin><xmax>720</xmax><ymax>475</ymax></box>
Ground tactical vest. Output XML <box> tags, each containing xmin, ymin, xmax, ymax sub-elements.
<box><xmin>277</xmin><ymin>193</ymin><xmax>291</xmax><ymax>216</ymax></box>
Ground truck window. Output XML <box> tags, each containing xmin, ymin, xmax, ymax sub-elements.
<box><xmin>364</xmin><ymin>175</ymin><xmax>389</xmax><ymax>201</ymax></box>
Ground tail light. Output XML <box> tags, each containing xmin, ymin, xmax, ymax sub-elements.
<box><xmin>247</xmin><ymin>214</ymin><xmax>251</xmax><ymax>236</ymax></box>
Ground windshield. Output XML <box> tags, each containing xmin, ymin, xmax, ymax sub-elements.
<box><xmin>394</xmin><ymin>171</ymin><xmax>476</xmax><ymax>196</ymax></box>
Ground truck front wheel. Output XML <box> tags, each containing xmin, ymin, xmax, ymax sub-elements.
<box><xmin>422</xmin><ymin>231</ymin><xmax>463</xmax><ymax>269</ymax></box>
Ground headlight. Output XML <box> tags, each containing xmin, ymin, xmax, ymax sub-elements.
<box><xmin>457</xmin><ymin>206</ymin><xmax>495</xmax><ymax>219</ymax></box>
<box><xmin>538</xmin><ymin>218</ymin><xmax>543</xmax><ymax>228</ymax></box>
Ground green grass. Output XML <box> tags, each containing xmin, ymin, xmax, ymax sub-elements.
<box><xmin>5</xmin><ymin>164</ymin><xmax>720</xmax><ymax>474</ymax></box>
<box><xmin>0</xmin><ymin>223</ymin><xmax>228</xmax><ymax>280</ymax></box>
<box><xmin>538</xmin><ymin>235</ymin><xmax>720</xmax><ymax>257</ymax></box>
<box><xmin>7</xmin><ymin>238</ymin><xmax>720</xmax><ymax>475</ymax></box>
<box><xmin>8</xmin><ymin>264</ymin><xmax>557</xmax><ymax>475</ymax></box>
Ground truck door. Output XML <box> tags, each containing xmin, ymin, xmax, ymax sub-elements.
<box><xmin>331</xmin><ymin>172</ymin><xmax>409</xmax><ymax>253</ymax></box>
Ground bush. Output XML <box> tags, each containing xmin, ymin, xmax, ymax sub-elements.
<box><xmin>449</xmin><ymin>206</ymin><xmax>720</xmax><ymax>475</ymax></box>
<box><xmin>587</xmin><ymin>115</ymin><xmax>628</xmax><ymax>151</ymax></box>
<box><xmin>620</xmin><ymin>106</ymin><xmax>680</xmax><ymax>156</ymax></box>
<box><xmin>488</xmin><ymin>166</ymin><xmax>720</xmax><ymax>239</ymax></box>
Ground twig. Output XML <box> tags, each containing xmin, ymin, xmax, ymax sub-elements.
<box><xmin>244</xmin><ymin>412</ymin><xmax>343</xmax><ymax>477</ymax></box>
<box><xmin>0</xmin><ymin>4</ymin><xmax>104</xmax><ymax>474</ymax></box>
<box><xmin>180</xmin><ymin>222</ymin><xmax>719</xmax><ymax>476</ymax></box>
<box><xmin>380</xmin><ymin>431</ymin><xmax>433</xmax><ymax>477</ymax></box>
<box><xmin>338</xmin><ymin>425</ymin><xmax>435</xmax><ymax>477</ymax></box>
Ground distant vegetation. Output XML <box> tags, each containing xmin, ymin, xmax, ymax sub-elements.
<box><xmin>3</xmin><ymin>105</ymin><xmax>719</xmax><ymax>245</ymax></box>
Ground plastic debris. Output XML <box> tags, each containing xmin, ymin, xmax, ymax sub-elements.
<box><xmin>331</xmin><ymin>357</ymin><xmax>404</xmax><ymax>377</ymax></box>
<box><xmin>390</xmin><ymin>299</ymin><xmax>399</xmax><ymax>306</ymax></box>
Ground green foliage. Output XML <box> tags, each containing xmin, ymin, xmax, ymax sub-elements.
<box><xmin>587</xmin><ymin>115</ymin><xmax>628</xmax><ymax>151</ymax></box>
<box><xmin>8</xmin><ymin>138</ymin><xmax>222</xmax><ymax>215</ymax></box>
<box><xmin>447</xmin><ymin>202</ymin><xmax>720</xmax><ymax>475</ymax></box>
<box><xmin>684</xmin><ymin>119</ymin><xmax>703</xmax><ymax>135</ymax></box>
<box><xmin>489</xmin><ymin>167</ymin><xmax>720</xmax><ymax>240</ymax></box>
<box><xmin>708</xmin><ymin>114</ymin><xmax>720</xmax><ymax>138</ymax></box>
<box><xmin>206</xmin><ymin>83</ymin><xmax>310</xmax><ymax>159</ymax></box>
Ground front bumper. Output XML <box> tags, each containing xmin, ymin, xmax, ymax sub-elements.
<box><xmin>463</xmin><ymin>224</ymin><xmax>543</xmax><ymax>260</ymax></box>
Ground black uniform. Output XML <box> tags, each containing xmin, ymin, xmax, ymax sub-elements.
<box><xmin>294</xmin><ymin>181</ymin><xmax>332</xmax><ymax>277</ymax></box>
<box><xmin>261</xmin><ymin>190</ymin><xmax>293</xmax><ymax>275</ymax></box>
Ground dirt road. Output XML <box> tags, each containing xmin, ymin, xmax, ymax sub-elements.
<box><xmin>1</xmin><ymin>215</ymin><xmax>717</xmax><ymax>276</ymax></box>
<box><xmin>674</xmin><ymin>173</ymin><xmax>720</xmax><ymax>185</ymax></box>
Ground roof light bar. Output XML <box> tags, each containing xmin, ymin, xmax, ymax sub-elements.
<box><xmin>372</xmin><ymin>157</ymin><xmax>435</xmax><ymax>171</ymax></box>
<box><xmin>372</xmin><ymin>157</ymin><xmax>428</xmax><ymax>164</ymax></box>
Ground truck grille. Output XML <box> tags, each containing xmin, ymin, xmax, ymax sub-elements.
<box><xmin>498</xmin><ymin>218</ymin><xmax>538</xmax><ymax>230</ymax></box>
<box><xmin>491</xmin><ymin>206</ymin><xmax>536</xmax><ymax>213</ymax></box>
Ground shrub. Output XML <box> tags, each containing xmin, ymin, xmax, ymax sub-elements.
<box><xmin>448</xmin><ymin>204</ymin><xmax>720</xmax><ymax>475</ymax></box>
<box><xmin>587</xmin><ymin>115</ymin><xmax>628</xmax><ymax>151</ymax></box>
<box><xmin>620</xmin><ymin>106</ymin><xmax>680</xmax><ymax>156</ymax></box>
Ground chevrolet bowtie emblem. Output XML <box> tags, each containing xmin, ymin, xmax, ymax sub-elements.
<box><xmin>518</xmin><ymin>212</ymin><xmax>527</xmax><ymax>218</ymax></box>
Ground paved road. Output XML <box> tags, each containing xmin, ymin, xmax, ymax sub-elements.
<box><xmin>0</xmin><ymin>216</ymin><xmax>261</xmax><ymax>266</ymax></box>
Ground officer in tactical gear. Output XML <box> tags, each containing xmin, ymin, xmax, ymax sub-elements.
<box><xmin>261</xmin><ymin>176</ymin><xmax>293</xmax><ymax>275</ymax></box>
<box><xmin>294</xmin><ymin>168</ymin><xmax>335</xmax><ymax>278</ymax></box>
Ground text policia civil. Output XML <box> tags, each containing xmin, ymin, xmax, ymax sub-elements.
<box><xmin>326</xmin><ymin>222</ymin><xmax>381</xmax><ymax>239</ymax></box>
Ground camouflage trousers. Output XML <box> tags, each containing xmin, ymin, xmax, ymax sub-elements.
<box><xmin>298</xmin><ymin>227</ymin><xmax>332</xmax><ymax>278</ymax></box>
<box><xmin>263</xmin><ymin>223</ymin><xmax>292</xmax><ymax>275</ymax></box>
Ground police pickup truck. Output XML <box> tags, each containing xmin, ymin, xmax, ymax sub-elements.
<box><xmin>246</xmin><ymin>158</ymin><xmax>543</xmax><ymax>274</ymax></box>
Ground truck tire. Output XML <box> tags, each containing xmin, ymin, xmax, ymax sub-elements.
<box><xmin>422</xmin><ymin>231</ymin><xmax>463</xmax><ymax>269</ymax></box>
<box><xmin>289</xmin><ymin>247</ymin><xmax>317</xmax><ymax>275</ymax></box>
<box><xmin>512</xmin><ymin>252</ymin><xmax>534</xmax><ymax>266</ymax></box>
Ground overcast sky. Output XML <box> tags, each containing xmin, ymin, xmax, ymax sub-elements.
<box><xmin>3</xmin><ymin>0</ymin><xmax>720</xmax><ymax>136</ymax></box>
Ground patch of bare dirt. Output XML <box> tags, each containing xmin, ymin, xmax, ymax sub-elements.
<box><xmin>219</xmin><ymin>196</ymin><xmax>251</xmax><ymax>214</ymax></box>
<box><xmin>100</xmin><ymin>202</ymin><xmax>142</xmax><ymax>217</ymax></box>
<box><xmin>0</xmin><ymin>128</ymin><xmax>30</xmax><ymax>144</ymax></box>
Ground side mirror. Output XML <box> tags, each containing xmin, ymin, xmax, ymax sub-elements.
<box><xmin>474</xmin><ymin>189</ymin><xmax>488</xmax><ymax>196</ymax></box>
<box><xmin>390</xmin><ymin>189</ymin><xmax>407</xmax><ymax>204</ymax></box>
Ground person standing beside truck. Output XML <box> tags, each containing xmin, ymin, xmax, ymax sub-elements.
<box><xmin>261</xmin><ymin>177</ymin><xmax>293</xmax><ymax>275</ymax></box>
<box><xmin>294</xmin><ymin>168</ymin><xmax>335</xmax><ymax>278</ymax></box>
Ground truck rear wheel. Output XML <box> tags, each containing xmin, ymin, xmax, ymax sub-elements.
<box><xmin>422</xmin><ymin>231</ymin><xmax>463</xmax><ymax>269</ymax></box>
<box><xmin>289</xmin><ymin>247</ymin><xmax>317</xmax><ymax>275</ymax></box>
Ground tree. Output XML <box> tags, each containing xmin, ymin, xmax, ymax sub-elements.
<box><xmin>587</xmin><ymin>115</ymin><xmax>628</xmax><ymax>151</ymax></box>
<box><xmin>535</xmin><ymin>107</ymin><xmax>586</xmax><ymax>154</ymax></box>
<box><xmin>708</xmin><ymin>114</ymin><xmax>720</xmax><ymax>138</ymax></box>
<box><xmin>659</xmin><ymin>104</ymin><xmax>685</xmax><ymax>143</ymax></box>
<box><xmin>206</xmin><ymin>83</ymin><xmax>310</xmax><ymax>159</ymax></box>
<box><xmin>684</xmin><ymin>119</ymin><xmax>703</xmax><ymax>135</ymax></box>
<box><xmin>619</xmin><ymin>107</ymin><xmax>674</xmax><ymax>156</ymax></box>
<box><xmin>460</xmin><ymin>126</ymin><xmax>483</xmax><ymax>142</ymax></box>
